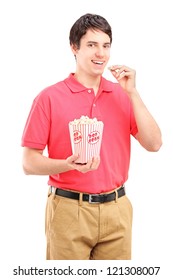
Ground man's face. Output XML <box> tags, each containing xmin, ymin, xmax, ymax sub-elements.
<box><xmin>71</xmin><ymin>29</ymin><xmax>111</xmax><ymax>77</ymax></box>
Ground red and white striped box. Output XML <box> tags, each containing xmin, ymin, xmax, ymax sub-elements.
<box><xmin>69</xmin><ymin>116</ymin><xmax>104</xmax><ymax>164</ymax></box>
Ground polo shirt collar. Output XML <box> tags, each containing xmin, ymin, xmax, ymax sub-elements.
<box><xmin>64</xmin><ymin>73</ymin><xmax>112</xmax><ymax>93</ymax></box>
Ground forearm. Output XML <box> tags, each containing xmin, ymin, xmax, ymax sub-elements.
<box><xmin>109</xmin><ymin>65</ymin><xmax>162</xmax><ymax>151</ymax></box>
<box><xmin>129</xmin><ymin>89</ymin><xmax>162</xmax><ymax>151</ymax></box>
<box><xmin>22</xmin><ymin>147</ymin><xmax>100</xmax><ymax>175</ymax></box>
<box><xmin>22</xmin><ymin>148</ymin><xmax>73</xmax><ymax>175</ymax></box>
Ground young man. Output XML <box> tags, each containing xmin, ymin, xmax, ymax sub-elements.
<box><xmin>21</xmin><ymin>13</ymin><xmax>162</xmax><ymax>260</ymax></box>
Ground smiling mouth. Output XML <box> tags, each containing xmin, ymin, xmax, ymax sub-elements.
<box><xmin>92</xmin><ymin>60</ymin><xmax>104</xmax><ymax>65</ymax></box>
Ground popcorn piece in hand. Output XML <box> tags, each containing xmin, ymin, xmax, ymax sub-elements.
<box><xmin>108</xmin><ymin>66</ymin><xmax>120</xmax><ymax>72</ymax></box>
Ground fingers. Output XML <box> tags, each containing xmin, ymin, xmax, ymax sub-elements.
<box><xmin>74</xmin><ymin>156</ymin><xmax>100</xmax><ymax>173</ymax></box>
<box><xmin>108</xmin><ymin>65</ymin><xmax>136</xmax><ymax>80</ymax></box>
<box><xmin>108</xmin><ymin>65</ymin><xmax>134</xmax><ymax>73</ymax></box>
<box><xmin>87</xmin><ymin>156</ymin><xmax>100</xmax><ymax>170</ymax></box>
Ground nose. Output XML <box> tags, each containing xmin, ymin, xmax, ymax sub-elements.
<box><xmin>95</xmin><ymin>46</ymin><xmax>104</xmax><ymax>58</ymax></box>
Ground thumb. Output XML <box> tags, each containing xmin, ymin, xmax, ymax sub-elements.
<box><xmin>67</xmin><ymin>154</ymin><xmax>79</xmax><ymax>164</ymax></box>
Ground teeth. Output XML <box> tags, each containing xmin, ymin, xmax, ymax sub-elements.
<box><xmin>92</xmin><ymin>61</ymin><xmax>103</xmax><ymax>65</ymax></box>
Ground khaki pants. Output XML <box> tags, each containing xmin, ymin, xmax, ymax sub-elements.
<box><xmin>45</xmin><ymin>189</ymin><xmax>133</xmax><ymax>260</ymax></box>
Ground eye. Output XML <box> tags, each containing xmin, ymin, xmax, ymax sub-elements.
<box><xmin>88</xmin><ymin>43</ymin><xmax>95</xmax><ymax>48</ymax></box>
<box><xmin>104</xmin><ymin>44</ymin><xmax>111</xmax><ymax>49</ymax></box>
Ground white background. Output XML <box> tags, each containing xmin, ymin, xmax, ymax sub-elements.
<box><xmin>0</xmin><ymin>0</ymin><xmax>173</xmax><ymax>279</ymax></box>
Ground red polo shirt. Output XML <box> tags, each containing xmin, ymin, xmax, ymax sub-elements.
<box><xmin>21</xmin><ymin>74</ymin><xmax>138</xmax><ymax>193</ymax></box>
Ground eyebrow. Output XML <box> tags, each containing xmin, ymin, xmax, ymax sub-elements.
<box><xmin>87</xmin><ymin>41</ymin><xmax>111</xmax><ymax>45</ymax></box>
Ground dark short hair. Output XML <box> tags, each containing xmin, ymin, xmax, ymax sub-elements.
<box><xmin>69</xmin><ymin>13</ymin><xmax>112</xmax><ymax>48</ymax></box>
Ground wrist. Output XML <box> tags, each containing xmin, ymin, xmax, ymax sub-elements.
<box><xmin>127</xmin><ymin>88</ymin><xmax>141</xmax><ymax>101</ymax></box>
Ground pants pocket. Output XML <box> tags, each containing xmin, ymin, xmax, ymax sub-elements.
<box><xmin>117</xmin><ymin>195</ymin><xmax>133</xmax><ymax>226</ymax></box>
<box><xmin>45</xmin><ymin>194</ymin><xmax>61</xmax><ymax>235</ymax></box>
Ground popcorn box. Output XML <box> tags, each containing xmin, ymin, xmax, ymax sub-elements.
<box><xmin>69</xmin><ymin>116</ymin><xmax>104</xmax><ymax>164</ymax></box>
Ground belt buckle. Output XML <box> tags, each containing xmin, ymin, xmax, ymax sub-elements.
<box><xmin>88</xmin><ymin>194</ymin><xmax>100</xmax><ymax>204</ymax></box>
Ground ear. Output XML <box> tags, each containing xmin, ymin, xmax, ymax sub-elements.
<box><xmin>70</xmin><ymin>44</ymin><xmax>78</xmax><ymax>55</ymax></box>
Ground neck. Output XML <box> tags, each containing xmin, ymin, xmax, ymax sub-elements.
<box><xmin>74</xmin><ymin>72</ymin><xmax>101</xmax><ymax>95</ymax></box>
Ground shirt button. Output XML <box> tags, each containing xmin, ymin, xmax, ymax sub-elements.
<box><xmin>93</xmin><ymin>104</ymin><xmax>96</xmax><ymax>107</ymax></box>
<box><xmin>88</xmin><ymin>89</ymin><xmax>92</xmax><ymax>93</ymax></box>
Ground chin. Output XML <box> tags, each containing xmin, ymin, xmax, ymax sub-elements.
<box><xmin>93</xmin><ymin>69</ymin><xmax>104</xmax><ymax>76</ymax></box>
